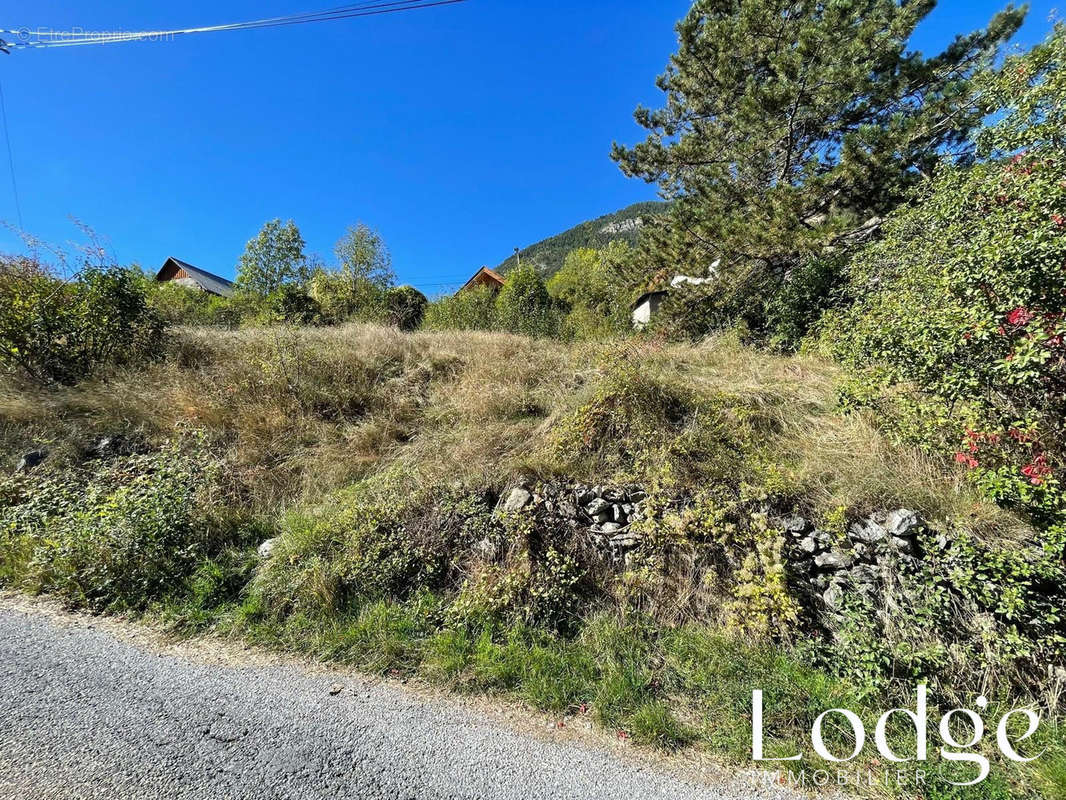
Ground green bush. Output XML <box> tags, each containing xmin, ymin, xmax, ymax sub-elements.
<box><xmin>494</xmin><ymin>264</ymin><xmax>560</xmax><ymax>338</ymax></box>
<box><xmin>0</xmin><ymin>442</ymin><xmax>219</xmax><ymax>611</ymax></box>
<box><xmin>422</xmin><ymin>285</ymin><xmax>500</xmax><ymax>331</ymax></box>
<box><xmin>267</xmin><ymin>283</ymin><xmax>321</xmax><ymax>325</ymax></box>
<box><xmin>813</xmin><ymin>26</ymin><xmax>1066</xmax><ymax>523</ymax></box>
<box><xmin>384</xmin><ymin>285</ymin><xmax>428</xmax><ymax>332</ymax></box>
<box><xmin>0</xmin><ymin>260</ymin><xmax>166</xmax><ymax>385</ymax></box>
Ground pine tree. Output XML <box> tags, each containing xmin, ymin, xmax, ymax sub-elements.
<box><xmin>613</xmin><ymin>0</ymin><xmax>1025</xmax><ymax>343</ymax></box>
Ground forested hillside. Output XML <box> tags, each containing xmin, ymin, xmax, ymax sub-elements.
<box><xmin>495</xmin><ymin>201</ymin><xmax>668</xmax><ymax>278</ymax></box>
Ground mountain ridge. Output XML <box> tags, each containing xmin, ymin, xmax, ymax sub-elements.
<box><xmin>495</xmin><ymin>200</ymin><xmax>669</xmax><ymax>278</ymax></box>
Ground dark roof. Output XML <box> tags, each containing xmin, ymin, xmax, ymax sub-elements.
<box><xmin>630</xmin><ymin>289</ymin><xmax>668</xmax><ymax>311</ymax></box>
<box><xmin>157</xmin><ymin>258</ymin><xmax>235</xmax><ymax>298</ymax></box>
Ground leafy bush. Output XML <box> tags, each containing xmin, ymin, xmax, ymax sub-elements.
<box><xmin>547</xmin><ymin>244</ymin><xmax>632</xmax><ymax>339</ymax></box>
<box><xmin>494</xmin><ymin>264</ymin><xmax>560</xmax><ymax>338</ymax></box>
<box><xmin>267</xmin><ymin>283</ymin><xmax>321</xmax><ymax>325</ymax></box>
<box><xmin>0</xmin><ymin>442</ymin><xmax>219</xmax><ymax>611</ymax></box>
<box><xmin>814</xmin><ymin>26</ymin><xmax>1066</xmax><ymax>523</ymax></box>
<box><xmin>384</xmin><ymin>285</ymin><xmax>428</xmax><ymax>332</ymax></box>
<box><xmin>0</xmin><ymin>259</ymin><xmax>166</xmax><ymax>385</ymax></box>
<box><xmin>422</xmin><ymin>285</ymin><xmax>499</xmax><ymax>331</ymax></box>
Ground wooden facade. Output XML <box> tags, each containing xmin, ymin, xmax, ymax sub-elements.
<box><xmin>457</xmin><ymin>266</ymin><xmax>507</xmax><ymax>295</ymax></box>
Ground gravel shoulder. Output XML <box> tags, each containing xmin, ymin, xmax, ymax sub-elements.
<box><xmin>0</xmin><ymin>596</ymin><xmax>808</xmax><ymax>800</ymax></box>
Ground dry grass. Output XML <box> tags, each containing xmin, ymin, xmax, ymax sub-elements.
<box><xmin>0</xmin><ymin>323</ymin><xmax>1029</xmax><ymax>539</ymax></box>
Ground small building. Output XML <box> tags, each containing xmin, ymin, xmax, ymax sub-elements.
<box><xmin>630</xmin><ymin>289</ymin><xmax>669</xmax><ymax>329</ymax></box>
<box><xmin>457</xmin><ymin>266</ymin><xmax>506</xmax><ymax>296</ymax></box>
<box><xmin>156</xmin><ymin>258</ymin><xmax>235</xmax><ymax>298</ymax></box>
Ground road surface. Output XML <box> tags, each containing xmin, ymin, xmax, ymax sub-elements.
<box><xmin>0</xmin><ymin>599</ymin><xmax>800</xmax><ymax>800</ymax></box>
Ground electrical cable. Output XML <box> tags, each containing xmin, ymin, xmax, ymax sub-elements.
<box><xmin>0</xmin><ymin>77</ymin><xmax>23</xmax><ymax>230</ymax></box>
<box><xmin>4</xmin><ymin>0</ymin><xmax>465</xmax><ymax>51</ymax></box>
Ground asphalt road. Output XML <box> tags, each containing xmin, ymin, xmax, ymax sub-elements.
<box><xmin>0</xmin><ymin>601</ymin><xmax>802</xmax><ymax>800</ymax></box>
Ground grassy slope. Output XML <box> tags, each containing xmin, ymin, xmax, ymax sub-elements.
<box><xmin>0</xmin><ymin>324</ymin><xmax>1012</xmax><ymax>524</ymax></box>
<box><xmin>0</xmin><ymin>324</ymin><xmax>1058</xmax><ymax>798</ymax></box>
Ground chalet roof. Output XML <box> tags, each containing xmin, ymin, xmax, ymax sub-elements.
<box><xmin>157</xmin><ymin>257</ymin><xmax>235</xmax><ymax>298</ymax></box>
<box><xmin>458</xmin><ymin>266</ymin><xmax>507</xmax><ymax>294</ymax></box>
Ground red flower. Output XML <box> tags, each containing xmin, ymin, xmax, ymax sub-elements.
<box><xmin>1007</xmin><ymin>307</ymin><xmax>1034</xmax><ymax>326</ymax></box>
<box><xmin>955</xmin><ymin>452</ymin><xmax>979</xmax><ymax>469</ymax></box>
<box><xmin>1021</xmin><ymin>456</ymin><xmax>1052</xmax><ymax>486</ymax></box>
<box><xmin>1053</xmin><ymin>213</ymin><xmax>1065</xmax><ymax>227</ymax></box>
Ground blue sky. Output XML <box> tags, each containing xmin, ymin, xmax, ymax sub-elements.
<box><xmin>0</xmin><ymin>1</ymin><xmax>1059</xmax><ymax>295</ymax></box>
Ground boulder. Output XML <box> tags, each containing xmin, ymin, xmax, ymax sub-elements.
<box><xmin>585</xmin><ymin>498</ymin><xmax>610</xmax><ymax>517</ymax></box>
<box><xmin>600</xmin><ymin>522</ymin><xmax>623</xmax><ymax>534</ymax></box>
<box><xmin>885</xmin><ymin>509</ymin><xmax>920</xmax><ymax>538</ymax></box>
<box><xmin>797</xmin><ymin>535</ymin><xmax>818</xmax><ymax>555</ymax></box>
<box><xmin>848</xmin><ymin>521</ymin><xmax>887</xmax><ymax>545</ymax></box>
<box><xmin>890</xmin><ymin>536</ymin><xmax>916</xmax><ymax>554</ymax></box>
<box><xmin>610</xmin><ymin>532</ymin><xmax>642</xmax><ymax>549</ymax></box>
<box><xmin>257</xmin><ymin>539</ymin><xmax>277</xmax><ymax>559</ymax></box>
<box><xmin>502</xmin><ymin>488</ymin><xmax>532</xmax><ymax>514</ymax></box>
<box><xmin>823</xmin><ymin>583</ymin><xmax>844</xmax><ymax>611</ymax></box>
<box><xmin>815</xmin><ymin>550</ymin><xmax>854</xmax><ymax>570</ymax></box>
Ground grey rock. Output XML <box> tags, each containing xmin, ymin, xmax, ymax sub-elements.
<box><xmin>797</xmin><ymin>536</ymin><xmax>818</xmax><ymax>555</ymax></box>
<box><xmin>886</xmin><ymin>509</ymin><xmax>920</xmax><ymax>538</ymax></box>
<box><xmin>601</xmin><ymin>522</ymin><xmax>623</xmax><ymax>535</ymax></box>
<box><xmin>781</xmin><ymin>515</ymin><xmax>808</xmax><ymax>535</ymax></box>
<box><xmin>257</xmin><ymin>539</ymin><xmax>277</xmax><ymax>559</ymax></box>
<box><xmin>585</xmin><ymin>498</ymin><xmax>610</xmax><ymax>516</ymax></box>
<box><xmin>502</xmin><ymin>488</ymin><xmax>532</xmax><ymax>514</ymax></box>
<box><xmin>890</xmin><ymin>536</ymin><xmax>916</xmax><ymax>554</ymax></box>
<box><xmin>823</xmin><ymin>584</ymin><xmax>844</xmax><ymax>611</ymax></box>
<box><xmin>15</xmin><ymin>450</ymin><xmax>47</xmax><ymax>474</ymax></box>
<box><xmin>88</xmin><ymin>434</ymin><xmax>145</xmax><ymax>460</ymax></box>
<box><xmin>610</xmin><ymin>533</ymin><xmax>642</xmax><ymax>549</ymax></box>
<box><xmin>814</xmin><ymin>550</ymin><xmax>853</xmax><ymax>570</ymax></box>
<box><xmin>848</xmin><ymin>521</ymin><xmax>887</xmax><ymax>545</ymax></box>
<box><xmin>611</xmin><ymin>505</ymin><xmax>627</xmax><ymax>523</ymax></box>
<box><xmin>849</xmin><ymin>565</ymin><xmax>879</xmax><ymax>585</ymax></box>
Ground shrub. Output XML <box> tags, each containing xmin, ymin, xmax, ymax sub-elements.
<box><xmin>0</xmin><ymin>441</ymin><xmax>219</xmax><ymax>611</ymax></box>
<box><xmin>422</xmin><ymin>285</ymin><xmax>499</xmax><ymax>331</ymax></box>
<box><xmin>494</xmin><ymin>264</ymin><xmax>561</xmax><ymax>338</ymax></box>
<box><xmin>267</xmin><ymin>283</ymin><xmax>321</xmax><ymax>325</ymax></box>
<box><xmin>814</xmin><ymin>26</ymin><xmax>1066</xmax><ymax>523</ymax></box>
<box><xmin>384</xmin><ymin>286</ymin><xmax>428</xmax><ymax>332</ymax></box>
<box><xmin>0</xmin><ymin>259</ymin><xmax>166</xmax><ymax>385</ymax></box>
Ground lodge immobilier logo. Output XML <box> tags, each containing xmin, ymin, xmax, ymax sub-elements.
<box><xmin>751</xmin><ymin>686</ymin><xmax>1043</xmax><ymax>787</ymax></box>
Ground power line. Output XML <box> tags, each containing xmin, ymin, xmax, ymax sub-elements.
<box><xmin>0</xmin><ymin>78</ymin><xmax>22</xmax><ymax>230</ymax></box>
<box><xmin>3</xmin><ymin>0</ymin><xmax>466</xmax><ymax>51</ymax></box>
